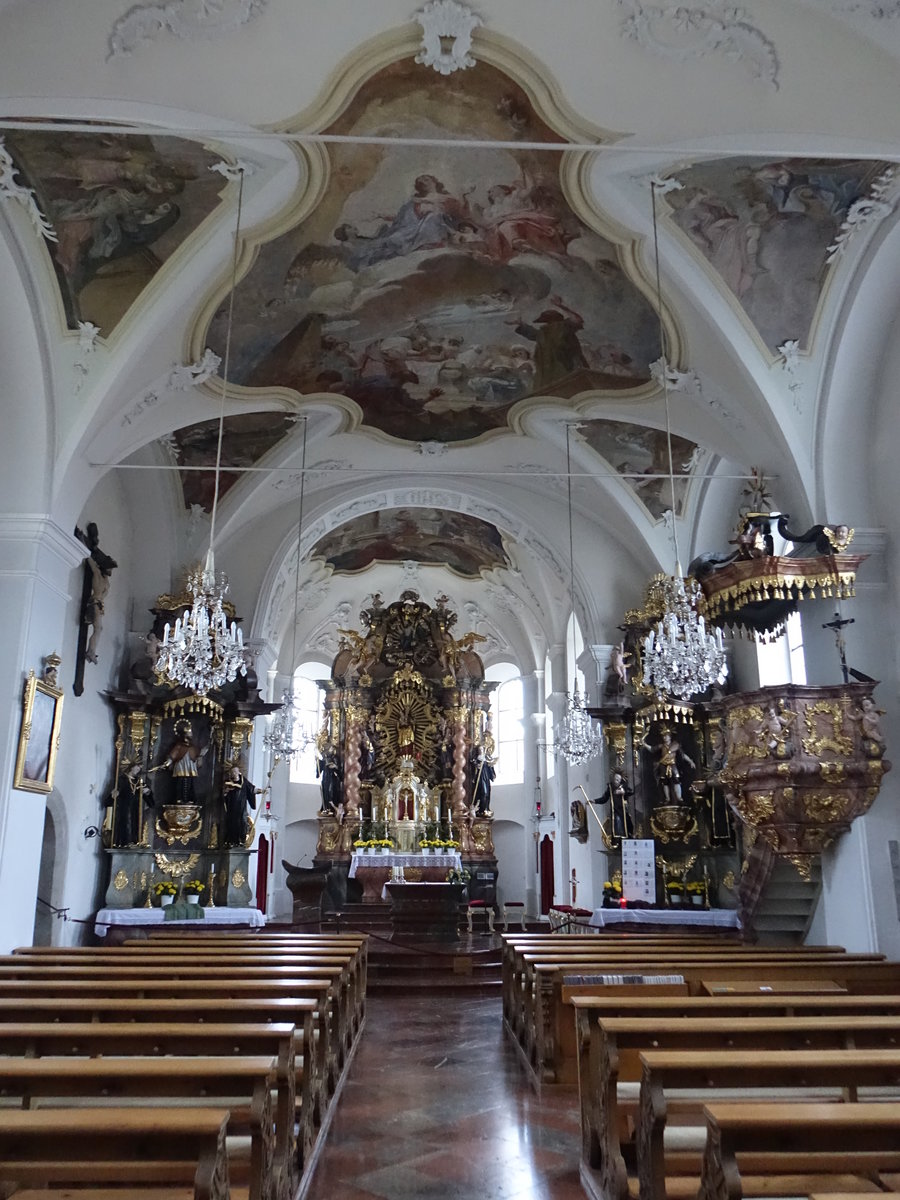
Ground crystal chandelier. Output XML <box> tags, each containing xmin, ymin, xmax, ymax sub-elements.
<box><xmin>554</xmin><ymin>423</ymin><xmax>603</xmax><ymax>765</ymax></box>
<box><xmin>642</xmin><ymin>572</ymin><xmax>726</xmax><ymax>701</ymax></box>
<box><xmin>157</xmin><ymin>169</ymin><xmax>248</xmax><ymax>698</ymax></box>
<box><xmin>157</xmin><ymin>549</ymin><xmax>245</xmax><ymax>694</ymax></box>
<box><xmin>264</xmin><ymin>415</ymin><xmax>314</xmax><ymax>761</ymax></box>
<box><xmin>639</xmin><ymin>180</ymin><xmax>728</xmax><ymax>702</ymax></box>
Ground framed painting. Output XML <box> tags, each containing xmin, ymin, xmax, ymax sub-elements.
<box><xmin>13</xmin><ymin>671</ymin><xmax>64</xmax><ymax>794</ymax></box>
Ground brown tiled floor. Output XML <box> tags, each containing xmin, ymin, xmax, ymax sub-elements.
<box><xmin>305</xmin><ymin>993</ymin><xmax>583</xmax><ymax>1200</ymax></box>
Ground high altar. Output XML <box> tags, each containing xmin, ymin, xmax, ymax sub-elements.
<box><xmin>312</xmin><ymin>591</ymin><xmax>499</xmax><ymax>905</ymax></box>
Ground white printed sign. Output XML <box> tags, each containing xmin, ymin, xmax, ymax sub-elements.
<box><xmin>621</xmin><ymin>839</ymin><xmax>656</xmax><ymax>904</ymax></box>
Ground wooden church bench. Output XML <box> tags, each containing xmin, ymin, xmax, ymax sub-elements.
<box><xmin>0</xmin><ymin>1055</ymin><xmax>283</xmax><ymax>1200</ymax></box>
<box><xmin>697</xmin><ymin>1101</ymin><xmax>900</xmax><ymax>1200</ymax></box>
<box><xmin>521</xmin><ymin>954</ymin><xmax>900</xmax><ymax>1087</ymax></box>
<box><xmin>0</xmin><ymin>978</ymin><xmax>335</xmax><ymax>1123</ymax></box>
<box><xmin>1</xmin><ymin>948</ymin><xmax>366</xmax><ymax>1051</ymax></box>
<box><xmin>0</xmin><ymin>1107</ymin><xmax>236</xmax><ymax>1199</ymax></box>
<box><xmin>0</xmin><ymin>1022</ymin><xmax>305</xmax><ymax>1181</ymax></box>
<box><xmin>629</xmin><ymin>1048</ymin><xmax>900</xmax><ymax>1200</ymax></box>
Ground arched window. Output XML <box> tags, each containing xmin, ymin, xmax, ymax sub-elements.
<box><xmin>756</xmin><ymin>611</ymin><xmax>807</xmax><ymax>687</ymax></box>
<box><xmin>288</xmin><ymin>662</ymin><xmax>330</xmax><ymax>784</ymax></box>
<box><xmin>486</xmin><ymin>662</ymin><xmax>524</xmax><ymax>784</ymax></box>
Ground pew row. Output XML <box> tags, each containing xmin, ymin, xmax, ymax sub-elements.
<box><xmin>0</xmin><ymin>1108</ymin><xmax>235</xmax><ymax>1200</ymax></box>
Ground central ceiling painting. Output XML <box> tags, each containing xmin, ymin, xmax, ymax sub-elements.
<box><xmin>208</xmin><ymin>58</ymin><xmax>661</xmax><ymax>444</ymax></box>
<box><xmin>311</xmin><ymin>507</ymin><xmax>511</xmax><ymax>577</ymax></box>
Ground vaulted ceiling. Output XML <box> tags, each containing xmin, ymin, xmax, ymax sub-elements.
<box><xmin>1</xmin><ymin>0</ymin><xmax>898</xmax><ymax>676</ymax></box>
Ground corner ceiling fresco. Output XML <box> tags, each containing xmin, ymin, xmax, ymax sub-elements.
<box><xmin>311</xmin><ymin>507</ymin><xmax>510</xmax><ymax>577</ymax></box>
<box><xmin>664</xmin><ymin>157</ymin><xmax>888</xmax><ymax>353</ymax></box>
<box><xmin>580</xmin><ymin>419</ymin><xmax>698</xmax><ymax>520</ymax></box>
<box><xmin>207</xmin><ymin>58</ymin><xmax>661</xmax><ymax>445</ymax></box>
<box><xmin>165</xmin><ymin>412</ymin><xmax>297</xmax><ymax>511</ymax></box>
<box><xmin>3</xmin><ymin>129</ymin><xmax>223</xmax><ymax>331</ymax></box>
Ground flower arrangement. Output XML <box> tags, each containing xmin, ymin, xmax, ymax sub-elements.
<box><xmin>353</xmin><ymin>838</ymin><xmax>392</xmax><ymax>850</ymax></box>
<box><xmin>439</xmin><ymin>839</ymin><xmax>460</xmax><ymax>850</ymax></box>
<box><xmin>602</xmin><ymin>880</ymin><xmax>623</xmax><ymax>907</ymax></box>
<box><xmin>418</xmin><ymin>838</ymin><xmax>440</xmax><ymax>850</ymax></box>
<box><xmin>446</xmin><ymin>867</ymin><xmax>471</xmax><ymax>885</ymax></box>
<box><xmin>666</xmin><ymin>881</ymin><xmax>684</xmax><ymax>892</ymax></box>
<box><xmin>153</xmin><ymin>881</ymin><xmax>177</xmax><ymax>897</ymax></box>
<box><xmin>183</xmin><ymin>879</ymin><xmax>204</xmax><ymax>895</ymax></box>
<box><xmin>686</xmin><ymin>880</ymin><xmax>704</xmax><ymax>895</ymax></box>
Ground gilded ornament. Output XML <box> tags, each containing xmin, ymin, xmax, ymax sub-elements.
<box><xmin>231</xmin><ymin>868</ymin><xmax>246</xmax><ymax>888</ymax></box>
<box><xmin>128</xmin><ymin>711</ymin><xmax>148</xmax><ymax>753</ymax></box>
<box><xmin>803</xmin><ymin>793</ymin><xmax>850</xmax><ymax>823</ymax></box>
<box><xmin>113</xmin><ymin>868</ymin><xmax>129</xmax><ymax>891</ymax></box>
<box><xmin>802</xmin><ymin>699</ymin><xmax>853</xmax><ymax>758</ymax></box>
<box><xmin>154</xmin><ymin>851</ymin><xmax>200</xmax><ymax>877</ymax></box>
<box><xmin>734</xmin><ymin>790</ymin><xmax>776</xmax><ymax>824</ymax></box>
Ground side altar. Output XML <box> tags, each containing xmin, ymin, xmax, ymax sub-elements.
<box><xmin>99</xmin><ymin>580</ymin><xmax>276</xmax><ymax>912</ymax></box>
<box><xmin>308</xmin><ymin>591</ymin><xmax>499</xmax><ymax>908</ymax></box>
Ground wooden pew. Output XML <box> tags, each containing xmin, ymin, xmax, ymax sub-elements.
<box><xmin>0</xmin><ymin>952</ymin><xmax>364</xmax><ymax>1060</ymax></box>
<box><xmin>0</xmin><ymin>978</ymin><xmax>335</xmax><ymax>1125</ymax></box>
<box><xmin>0</xmin><ymin>1057</ymin><xmax>282</xmax><ymax>1200</ymax></box>
<box><xmin>698</xmin><ymin>1101</ymin><xmax>900</xmax><ymax>1200</ymax></box>
<box><xmin>630</xmin><ymin>1049</ymin><xmax>900</xmax><ymax>1200</ymax></box>
<box><xmin>0</xmin><ymin>1022</ymin><xmax>303</xmax><ymax>1184</ymax></box>
<box><xmin>0</xmin><ymin>1107</ymin><xmax>234</xmax><ymax>1200</ymax></box>
<box><xmin>521</xmin><ymin>955</ymin><xmax>900</xmax><ymax>1086</ymax></box>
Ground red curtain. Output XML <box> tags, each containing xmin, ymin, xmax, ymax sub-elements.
<box><xmin>540</xmin><ymin>834</ymin><xmax>554</xmax><ymax>915</ymax></box>
<box><xmin>256</xmin><ymin>835</ymin><xmax>269</xmax><ymax>913</ymax></box>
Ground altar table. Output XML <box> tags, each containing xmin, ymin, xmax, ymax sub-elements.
<box><xmin>95</xmin><ymin>906</ymin><xmax>265</xmax><ymax>941</ymax></box>
<box><xmin>589</xmin><ymin>907</ymin><xmax>740</xmax><ymax>930</ymax></box>
<box><xmin>349</xmin><ymin>852</ymin><xmax>462</xmax><ymax>902</ymax></box>
<box><xmin>385</xmin><ymin>881</ymin><xmax>466</xmax><ymax>941</ymax></box>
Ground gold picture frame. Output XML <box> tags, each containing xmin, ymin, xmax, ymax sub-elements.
<box><xmin>13</xmin><ymin>671</ymin><xmax>64</xmax><ymax>793</ymax></box>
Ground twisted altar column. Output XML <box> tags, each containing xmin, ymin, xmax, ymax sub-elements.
<box><xmin>342</xmin><ymin>701</ymin><xmax>364</xmax><ymax>820</ymax></box>
<box><xmin>450</xmin><ymin>699</ymin><xmax>469</xmax><ymax>821</ymax></box>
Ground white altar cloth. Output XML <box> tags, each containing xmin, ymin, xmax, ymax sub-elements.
<box><xmin>349</xmin><ymin>851</ymin><xmax>461</xmax><ymax>875</ymax></box>
<box><xmin>95</xmin><ymin>906</ymin><xmax>266</xmax><ymax>936</ymax></box>
<box><xmin>590</xmin><ymin>907</ymin><xmax>740</xmax><ymax>929</ymax></box>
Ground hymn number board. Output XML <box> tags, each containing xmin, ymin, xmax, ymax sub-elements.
<box><xmin>621</xmin><ymin>839</ymin><xmax>656</xmax><ymax>904</ymax></box>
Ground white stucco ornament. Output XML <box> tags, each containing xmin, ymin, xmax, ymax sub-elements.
<box><xmin>825</xmin><ymin>166</ymin><xmax>900</xmax><ymax>264</ymax></box>
<box><xmin>168</xmin><ymin>348</ymin><xmax>222</xmax><ymax>391</ymax></box>
<box><xmin>108</xmin><ymin>0</ymin><xmax>267</xmax><ymax>58</ymax></box>
<box><xmin>414</xmin><ymin>0</ymin><xmax>482</xmax><ymax>75</ymax></box>
<box><xmin>73</xmin><ymin>322</ymin><xmax>101</xmax><ymax>393</ymax></box>
<box><xmin>617</xmin><ymin>0</ymin><xmax>780</xmax><ymax>89</ymax></box>
<box><xmin>650</xmin><ymin>356</ymin><xmax>700</xmax><ymax>395</ymax></box>
<box><xmin>210</xmin><ymin>159</ymin><xmax>255</xmax><ymax>182</ymax></box>
<box><xmin>0</xmin><ymin>137</ymin><xmax>57</xmax><ymax>243</ymax></box>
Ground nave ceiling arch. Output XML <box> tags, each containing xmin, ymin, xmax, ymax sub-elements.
<box><xmin>0</xmin><ymin>1</ymin><xmax>898</xmax><ymax>674</ymax></box>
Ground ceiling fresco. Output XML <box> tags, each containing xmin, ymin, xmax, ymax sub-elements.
<box><xmin>664</xmin><ymin>157</ymin><xmax>888</xmax><ymax>353</ymax></box>
<box><xmin>311</xmin><ymin>507</ymin><xmax>511</xmax><ymax>577</ymax></box>
<box><xmin>579</xmin><ymin>419</ymin><xmax>698</xmax><ymax>520</ymax></box>
<box><xmin>165</xmin><ymin>412</ymin><xmax>298</xmax><ymax>511</ymax></box>
<box><xmin>207</xmin><ymin>58</ymin><xmax>661</xmax><ymax>445</ymax></box>
<box><xmin>4</xmin><ymin>129</ymin><xmax>224</xmax><ymax>331</ymax></box>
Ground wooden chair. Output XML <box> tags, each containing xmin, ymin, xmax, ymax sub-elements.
<box><xmin>466</xmin><ymin>899</ymin><xmax>495</xmax><ymax>933</ymax></box>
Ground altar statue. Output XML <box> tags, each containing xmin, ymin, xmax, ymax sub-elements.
<box><xmin>594</xmin><ymin>770</ymin><xmax>635</xmax><ymax>839</ymax></box>
<box><xmin>471</xmin><ymin>745</ymin><xmax>496</xmax><ymax>816</ymax></box>
<box><xmin>317</xmin><ymin>744</ymin><xmax>343</xmax><ymax>814</ymax></box>
<box><xmin>106</xmin><ymin>760</ymin><xmax>150</xmax><ymax>846</ymax></box>
<box><xmin>643</xmin><ymin>727</ymin><xmax>695</xmax><ymax>806</ymax></box>
<box><xmin>222</xmin><ymin>764</ymin><xmax>262</xmax><ymax>846</ymax></box>
<box><xmin>150</xmin><ymin>719</ymin><xmax>208</xmax><ymax>805</ymax></box>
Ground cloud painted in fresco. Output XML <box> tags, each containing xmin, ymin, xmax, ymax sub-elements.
<box><xmin>207</xmin><ymin>58</ymin><xmax>661</xmax><ymax>444</ymax></box>
<box><xmin>5</xmin><ymin>129</ymin><xmax>223</xmax><ymax>332</ymax></box>
<box><xmin>312</xmin><ymin>507</ymin><xmax>510</xmax><ymax>578</ymax></box>
<box><xmin>580</xmin><ymin>419</ymin><xmax>698</xmax><ymax>520</ymax></box>
<box><xmin>170</xmin><ymin>412</ymin><xmax>298</xmax><ymax>511</ymax></box>
<box><xmin>666</xmin><ymin>157</ymin><xmax>888</xmax><ymax>353</ymax></box>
